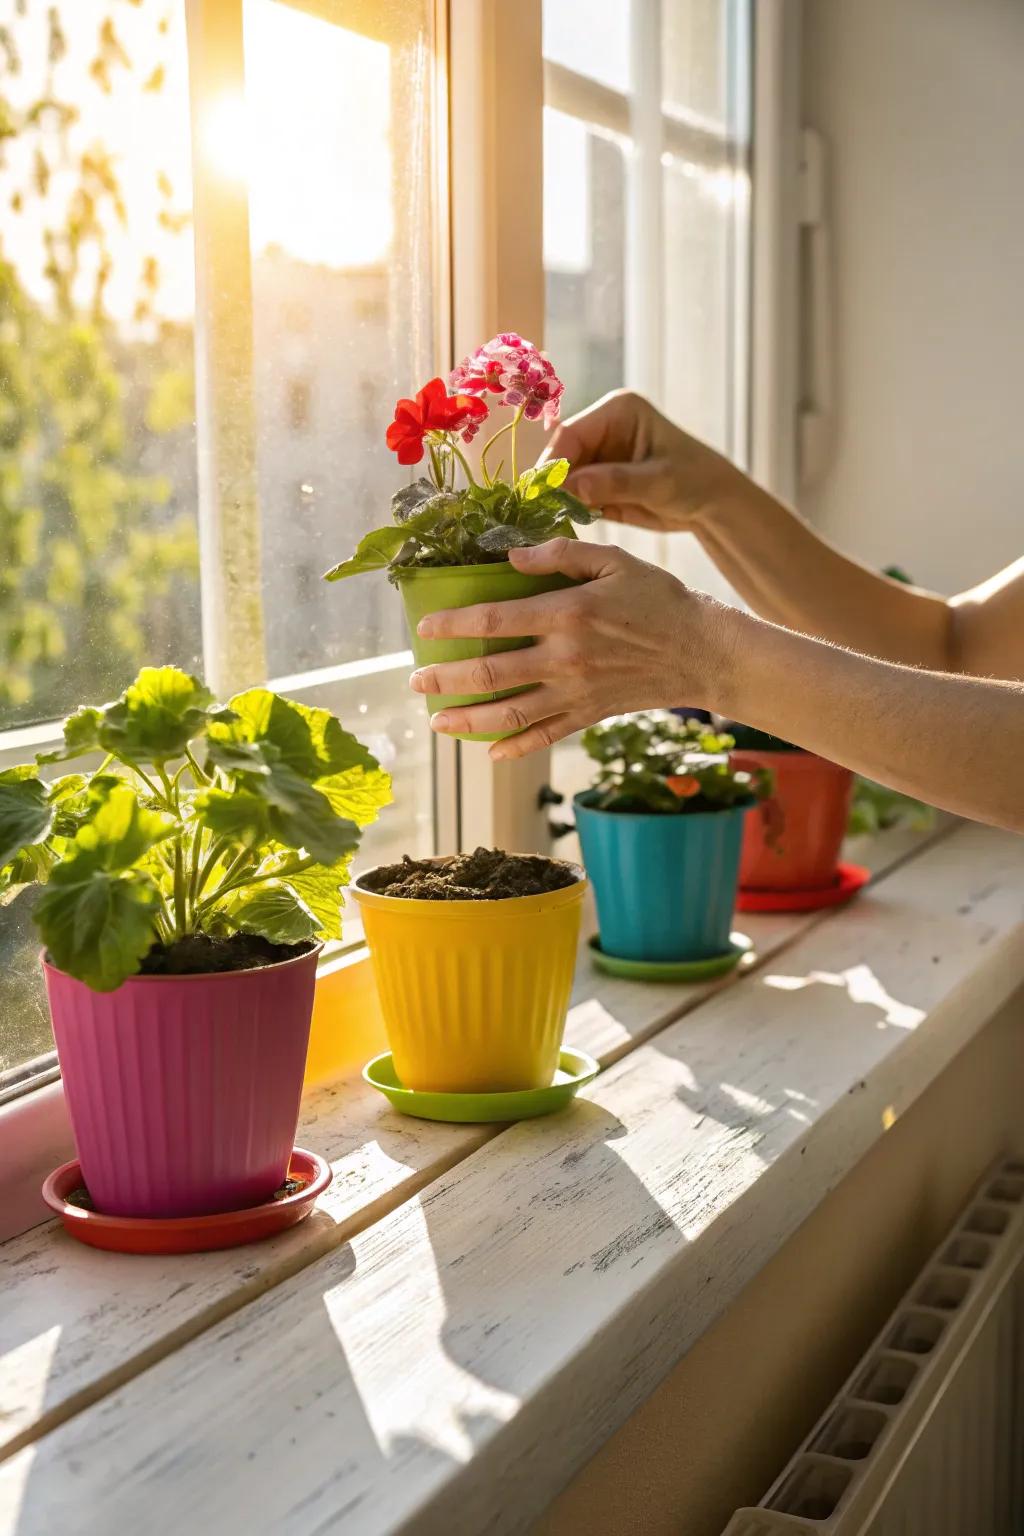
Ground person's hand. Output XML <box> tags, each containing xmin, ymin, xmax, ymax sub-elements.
<box><xmin>409</xmin><ymin>538</ymin><xmax>727</xmax><ymax>759</ymax></box>
<box><xmin>542</xmin><ymin>389</ymin><xmax>744</xmax><ymax>534</ymax></box>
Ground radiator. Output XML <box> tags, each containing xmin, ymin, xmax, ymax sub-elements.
<box><xmin>720</xmin><ymin>1158</ymin><xmax>1024</xmax><ymax>1536</ymax></box>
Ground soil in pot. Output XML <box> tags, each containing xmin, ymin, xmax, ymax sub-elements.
<box><xmin>359</xmin><ymin>846</ymin><xmax>580</xmax><ymax>901</ymax></box>
<box><xmin>136</xmin><ymin>933</ymin><xmax>315</xmax><ymax>976</ymax></box>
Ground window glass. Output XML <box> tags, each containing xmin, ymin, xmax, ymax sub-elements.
<box><xmin>542</xmin><ymin>0</ymin><xmax>630</xmax><ymax>93</ymax></box>
<box><xmin>243</xmin><ymin>0</ymin><xmax>437</xmax><ymax>678</ymax></box>
<box><xmin>0</xmin><ymin>1</ymin><xmax>200</xmax><ymax>734</ymax></box>
<box><xmin>0</xmin><ymin>0</ymin><xmax>438</xmax><ymax>1079</ymax></box>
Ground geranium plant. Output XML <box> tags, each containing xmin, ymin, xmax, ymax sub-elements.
<box><xmin>582</xmin><ymin>711</ymin><xmax>772</xmax><ymax>815</ymax></box>
<box><xmin>0</xmin><ymin>666</ymin><xmax>391</xmax><ymax>990</ymax></box>
<box><xmin>323</xmin><ymin>333</ymin><xmax>598</xmax><ymax>582</ymax></box>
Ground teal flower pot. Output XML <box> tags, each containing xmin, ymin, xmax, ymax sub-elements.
<box><xmin>573</xmin><ymin>792</ymin><xmax>752</xmax><ymax>962</ymax></box>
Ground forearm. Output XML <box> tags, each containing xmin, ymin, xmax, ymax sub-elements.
<box><xmin>710</xmin><ymin>606</ymin><xmax>1024</xmax><ymax>833</ymax></box>
<box><xmin>694</xmin><ymin>475</ymin><xmax>953</xmax><ymax>669</ymax></box>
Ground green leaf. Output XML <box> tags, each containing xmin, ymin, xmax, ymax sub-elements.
<box><xmin>37</xmin><ymin>706</ymin><xmax>102</xmax><ymax>764</ymax></box>
<box><xmin>317</xmin><ymin>764</ymin><xmax>392</xmax><ymax>828</ymax></box>
<box><xmin>0</xmin><ymin>772</ymin><xmax>52</xmax><ymax>867</ymax></box>
<box><xmin>195</xmin><ymin>786</ymin><xmax>272</xmax><ymax>847</ymax></box>
<box><xmin>31</xmin><ymin>786</ymin><xmax>175</xmax><ymax>990</ymax></box>
<box><xmin>391</xmin><ymin>478</ymin><xmax>437</xmax><ymax>523</ymax></box>
<box><xmin>259</xmin><ymin>764</ymin><xmax>361</xmax><ymax>865</ymax></box>
<box><xmin>97</xmin><ymin>666</ymin><xmax>228</xmax><ymax>763</ymax></box>
<box><xmin>217</xmin><ymin>880</ymin><xmax>319</xmax><ymax>944</ymax></box>
<box><xmin>537</xmin><ymin>487</ymin><xmax>599</xmax><ymax>524</ymax></box>
<box><xmin>1</xmin><ymin>842</ymin><xmax>56</xmax><ymax>904</ymax></box>
<box><xmin>35</xmin><ymin>867</ymin><xmax>160</xmax><ymax>991</ymax></box>
<box><xmin>323</xmin><ymin>524</ymin><xmax>409</xmax><ymax>581</ymax></box>
<box><xmin>518</xmin><ymin>459</ymin><xmax>569</xmax><ymax>499</ymax></box>
<box><xmin>211</xmin><ymin>690</ymin><xmax>380</xmax><ymax>783</ymax></box>
<box><xmin>287</xmin><ymin>857</ymin><xmax>352</xmax><ymax>941</ymax></box>
<box><xmin>67</xmin><ymin>785</ymin><xmax>176</xmax><ymax>873</ymax></box>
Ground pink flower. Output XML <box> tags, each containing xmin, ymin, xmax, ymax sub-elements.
<box><xmin>450</xmin><ymin>333</ymin><xmax>565</xmax><ymax>428</ymax></box>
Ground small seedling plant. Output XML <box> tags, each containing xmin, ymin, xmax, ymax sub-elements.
<box><xmin>323</xmin><ymin>333</ymin><xmax>598</xmax><ymax>583</ymax></box>
<box><xmin>582</xmin><ymin>712</ymin><xmax>772</xmax><ymax>814</ymax></box>
<box><xmin>0</xmin><ymin>667</ymin><xmax>391</xmax><ymax>990</ymax></box>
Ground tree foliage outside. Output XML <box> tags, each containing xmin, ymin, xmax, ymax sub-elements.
<box><xmin>1</xmin><ymin>0</ymin><xmax>201</xmax><ymax>1068</ymax></box>
<box><xmin>0</xmin><ymin>0</ymin><xmax>200</xmax><ymax>728</ymax></box>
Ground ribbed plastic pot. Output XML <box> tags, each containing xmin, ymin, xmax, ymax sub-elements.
<box><xmin>732</xmin><ymin>749</ymin><xmax>853</xmax><ymax>891</ymax></box>
<box><xmin>573</xmin><ymin>793</ymin><xmax>750</xmax><ymax>963</ymax></box>
<box><xmin>352</xmin><ymin>863</ymin><xmax>586</xmax><ymax>1093</ymax></box>
<box><xmin>42</xmin><ymin>946</ymin><xmax>320</xmax><ymax>1219</ymax></box>
<box><xmin>396</xmin><ymin>562</ymin><xmax>574</xmax><ymax>742</ymax></box>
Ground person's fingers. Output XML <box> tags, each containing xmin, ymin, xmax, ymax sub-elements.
<box><xmin>426</xmin><ymin>686</ymin><xmax>562</xmax><ymax>740</ymax></box>
<box><xmin>565</xmin><ymin>457</ymin><xmax>675</xmax><ymax>514</ymax></box>
<box><xmin>410</xmin><ymin>647</ymin><xmax>543</xmax><ymax>698</ymax></box>
<box><xmin>600</xmin><ymin>506</ymin><xmax>666</xmax><ymax>531</ymax></box>
<box><xmin>507</xmin><ymin>536</ymin><xmax>621</xmax><ymax>581</ymax></box>
<box><xmin>489</xmin><ymin>712</ymin><xmax>587</xmax><ymax>761</ymax></box>
<box><xmin>415</xmin><ymin>586</ymin><xmax>578</xmax><ymax>640</ymax></box>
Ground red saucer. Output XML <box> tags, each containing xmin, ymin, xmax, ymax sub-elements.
<box><xmin>737</xmin><ymin>862</ymin><xmax>870</xmax><ymax>914</ymax></box>
<box><xmin>41</xmin><ymin>1147</ymin><xmax>332</xmax><ymax>1255</ymax></box>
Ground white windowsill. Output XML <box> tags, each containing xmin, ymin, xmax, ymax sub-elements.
<box><xmin>2</xmin><ymin>820</ymin><xmax>1023</xmax><ymax>1534</ymax></box>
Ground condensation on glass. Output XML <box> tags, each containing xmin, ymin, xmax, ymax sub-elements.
<box><xmin>541</xmin><ymin>0</ymin><xmax>752</xmax><ymax>824</ymax></box>
<box><xmin>0</xmin><ymin>0</ymin><xmax>439</xmax><ymax>1075</ymax></box>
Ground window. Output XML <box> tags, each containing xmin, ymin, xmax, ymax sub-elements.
<box><xmin>542</xmin><ymin>0</ymin><xmax>753</xmax><ymax>813</ymax></box>
<box><xmin>0</xmin><ymin>0</ymin><xmax>755</xmax><ymax>1090</ymax></box>
<box><xmin>0</xmin><ymin>0</ymin><xmax>441</xmax><ymax>1079</ymax></box>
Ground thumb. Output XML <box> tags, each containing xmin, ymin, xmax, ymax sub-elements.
<box><xmin>509</xmin><ymin>537</ymin><xmax>620</xmax><ymax>581</ymax></box>
<box><xmin>567</xmin><ymin>458</ymin><xmax>671</xmax><ymax>512</ymax></box>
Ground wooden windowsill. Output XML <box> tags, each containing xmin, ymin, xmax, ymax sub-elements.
<box><xmin>2</xmin><ymin>819</ymin><xmax>1022</xmax><ymax>1534</ymax></box>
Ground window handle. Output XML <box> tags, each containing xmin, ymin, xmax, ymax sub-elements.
<box><xmin>537</xmin><ymin>784</ymin><xmax>565</xmax><ymax>808</ymax></box>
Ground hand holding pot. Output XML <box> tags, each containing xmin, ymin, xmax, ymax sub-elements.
<box><xmin>410</xmin><ymin>539</ymin><xmax>724</xmax><ymax>757</ymax></box>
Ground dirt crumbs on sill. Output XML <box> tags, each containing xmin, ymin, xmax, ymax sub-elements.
<box><xmin>361</xmin><ymin>847</ymin><xmax>580</xmax><ymax>901</ymax></box>
<box><xmin>137</xmin><ymin>933</ymin><xmax>314</xmax><ymax>977</ymax></box>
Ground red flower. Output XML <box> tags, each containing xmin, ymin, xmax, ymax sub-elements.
<box><xmin>385</xmin><ymin>378</ymin><xmax>489</xmax><ymax>465</ymax></box>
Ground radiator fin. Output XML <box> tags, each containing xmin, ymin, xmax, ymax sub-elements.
<box><xmin>721</xmin><ymin>1159</ymin><xmax>1024</xmax><ymax>1535</ymax></box>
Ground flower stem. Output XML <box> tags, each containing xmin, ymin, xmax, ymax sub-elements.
<box><xmin>442</xmin><ymin>436</ymin><xmax>481</xmax><ymax>492</ymax></box>
<box><xmin>480</xmin><ymin>418</ymin><xmax>515</xmax><ymax>486</ymax></box>
<box><xmin>510</xmin><ymin>404</ymin><xmax>526</xmax><ymax>485</ymax></box>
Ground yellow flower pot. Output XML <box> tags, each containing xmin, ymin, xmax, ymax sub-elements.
<box><xmin>352</xmin><ymin>863</ymin><xmax>586</xmax><ymax>1093</ymax></box>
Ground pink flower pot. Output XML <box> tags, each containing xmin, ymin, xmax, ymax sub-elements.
<box><xmin>43</xmin><ymin>947</ymin><xmax>319</xmax><ymax>1219</ymax></box>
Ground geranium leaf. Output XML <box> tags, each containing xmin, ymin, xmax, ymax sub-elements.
<box><xmin>35</xmin><ymin>868</ymin><xmax>160</xmax><ymax>991</ymax></box>
<box><xmin>36</xmin><ymin>706</ymin><xmax>102</xmax><ymax>764</ymax></box>
<box><xmin>0</xmin><ymin>773</ymin><xmax>53</xmax><ymax>868</ymax></box>
<box><xmin>258</xmin><ymin>764</ymin><xmax>362</xmax><ymax>864</ymax></box>
<box><xmin>391</xmin><ymin>477</ymin><xmax>436</xmax><ymax>523</ymax></box>
<box><xmin>65</xmin><ymin>785</ymin><xmax>177</xmax><ymax>874</ymax></box>
<box><xmin>195</xmin><ymin>786</ymin><xmax>273</xmax><ymax>847</ymax></box>
<box><xmin>211</xmin><ymin>690</ymin><xmax>380</xmax><ymax>783</ymax></box>
<box><xmin>323</xmin><ymin>524</ymin><xmax>409</xmax><ymax>581</ymax></box>
<box><xmin>216</xmin><ymin>880</ymin><xmax>319</xmax><ymax>944</ymax></box>
<box><xmin>316</xmin><ymin>764</ymin><xmax>392</xmax><ymax>827</ymax></box>
<box><xmin>94</xmin><ymin>666</ymin><xmax>228</xmax><ymax>763</ymax></box>
<box><xmin>287</xmin><ymin>857</ymin><xmax>352</xmax><ymax>941</ymax></box>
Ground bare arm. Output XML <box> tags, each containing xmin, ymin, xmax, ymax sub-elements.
<box><xmin>411</xmin><ymin>539</ymin><xmax>1024</xmax><ymax>835</ymax></box>
<box><xmin>545</xmin><ymin>391</ymin><xmax>1024</xmax><ymax>678</ymax></box>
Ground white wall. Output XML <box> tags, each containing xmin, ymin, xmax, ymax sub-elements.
<box><xmin>798</xmin><ymin>0</ymin><xmax>1024</xmax><ymax>594</ymax></box>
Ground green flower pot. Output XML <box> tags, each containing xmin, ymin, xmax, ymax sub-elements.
<box><xmin>397</xmin><ymin>562</ymin><xmax>574</xmax><ymax>743</ymax></box>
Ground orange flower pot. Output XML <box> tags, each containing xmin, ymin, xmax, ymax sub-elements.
<box><xmin>732</xmin><ymin>749</ymin><xmax>853</xmax><ymax>892</ymax></box>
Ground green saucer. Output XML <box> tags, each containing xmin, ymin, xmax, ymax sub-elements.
<box><xmin>589</xmin><ymin>932</ymin><xmax>753</xmax><ymax>983</ymax></box>
<box><xmin>363</xmin><ymin>1047</ymin><xmax>599</xmax><ymax>1124</ymax></box>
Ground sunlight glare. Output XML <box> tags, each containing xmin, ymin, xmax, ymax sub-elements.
<box><xmin>202</xmin><ymin>92</ymin><xmax>251</xmax><ymax>183</ymax></box>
